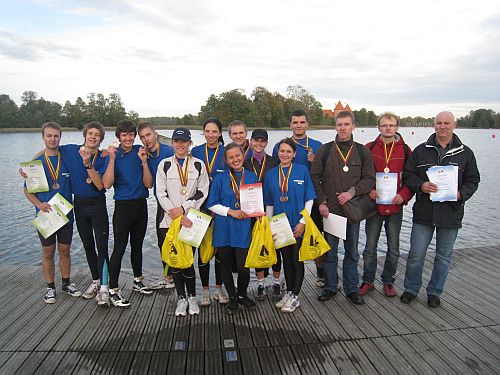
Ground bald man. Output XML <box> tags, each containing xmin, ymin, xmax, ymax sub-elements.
<box><xmin>401</xmin><ymin>111</ymin><xmax>479</xmax><ymax>308</ymax></box>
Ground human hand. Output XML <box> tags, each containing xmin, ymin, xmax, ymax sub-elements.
<box><xmin>293</xmin><ymin>223</ymin><xmax>305</xmax><ymax>238</ymax></box>
<box><xmin>37</xmin><ymin>202</ymin><xmax>52</xmax><ymax>213</ymax></box>
<box><xmin>319</xmin><ymin>202</ymin><xmax>329</xmax><ymax>218</ymax></box>
<box><xmin>19</xmin><ymin>168</ymin><xmax>28</xmax><ymax>179</ymax></box>
<box><xmin>138</xmin><ymin>147</ymin><xmax>148</xmax><ymax>163</ymax></box>
<box><xmin>421</xmin><ymin>182</ymin><xmax>438</xmax><ymax>193</ymax></box>
<box><xmin>180</xmin><ymin>216</ymin><xmax>193</xmax><ymax>228</ymax></box>
<box><xmin>392</xmin><ymin>194</ymin><xmax>404</xmax><ymax>205</ymax></box>
<box><xmin>228</xmin><ymin>209</ymin><xmax>248</xmax><ymax>220</ymax></box>
<box><xmin>168</xmin><ymin>207</ymin><xmax>184</xmax><ymax>219</ymax></box>
<box><xmin>369</xmin><ymin>189</ymin><xmax>378</xmax><ymax>200</ymax></box>
<box><xmin>107</xmin><ymin>145</ymin><xmax>117</xmax><ymax>160</ymax></box>
<box><xmin>338</xmin><ymin>191</ymin><xmax>353</xmax><ymax>206</ymax></box>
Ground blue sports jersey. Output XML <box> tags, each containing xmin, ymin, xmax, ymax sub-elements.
<box><xmin>147</xmin><ymin>143</ymin><xmax>174</xmax><ymax>196</ymax></box>
<box><xmin>113</xmin><ymin>145</ymin><xmax>149</xmax><ymax>200</ymax></box>
<box><xmin>272</xmin><ymin>136</ymin><xmax>322</xmax><ymax>170</ymax></box>
<box><xmin>191</xmin><ymin>143</ymin><xmax>227</xmax><ymax>181</ymax></box>
<box><xmin>263</xmin><ymin>163</ymin><xmax>316</xmax><ymax>229</ymax></box>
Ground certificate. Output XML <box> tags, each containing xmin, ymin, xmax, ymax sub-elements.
<box><xmin>376</xmin><ymin>172</ymin><xmax>398</xmax><ymax>205</ymax></box>
<box><xmin>240</xmin><ymin>183</ymin><xmax>264</xmax><ymax>217</ymax></box>
<box><xmin>269</xmin><ymin>213</ymin><xmax>296</xmax><ymax>249</ymax></box>
<box><xmin>323</xmin><ymin>213</ymin><xmax>347</xmax><ymax>240</ymax></box>
<box><xmin>178</xmin><ymin>209</ymin><xmax>212</xmax><ymax>248</ymax></box>
<box><xmin>426</xmin><ymin>165</ymin><xmax>459</xmax><ymax>202</ymax></box>
<box><xmin>48</xmin><ymin>193</ymin><xmax>73</xmax><ymax>216</ymax></box>
<box><xmin>32</xmin><ymin>204</ymin><xmax>69</xmax><ymax>239</ymax></box>
<box><xmin>20</xmin><ymin>160</ymin><xmax>49</xmax><ymax>193</ymax></box>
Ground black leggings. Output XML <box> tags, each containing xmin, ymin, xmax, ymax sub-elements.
<box><xmin>109</xmin><ymin>199</ymin><xmax>147</xmax><ymax>289</ymax></box>
<box><xmin>171</xmin><ymin>248</ymin><xmax>196</xmax><ymax>298</ymax></box>
<box><xmin>255</xmin><ymin>248</ymin><xmax>282</xmax><ymax>275</ymax></box>
<box><xmin>217</xmin><ymin>247</ymin><xmax>250</xmax><ymax>298</ymax></box>
<box><xmin>74</xmin><ymin>196</ymin><xmax>109</xmax><ymax>281</ymax></box>
<box><xmin>198</xmin><ymin>252</ymin><xmax>222</xmax><ymax>287</ymax></box>
<box><xmin>281</xmin><ymin>238</ymin><xmax>304</xmax><ymax>296</ymax></box>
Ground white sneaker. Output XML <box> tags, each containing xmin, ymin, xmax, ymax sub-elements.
<box><xmin>281</xmin><ymin>294</ymin><xmax>300</xmax><ymax>313</ymax></box>
<box><xmin>150</xmin><ymin>277</ymin><xmax>175</xmax><ymax>290</ymax></box>
<box><xmin>188</xmin><ymin>296</ymin><xmax>200</xmax><ymax>315</ymax></box>
<box><xmin>82</xmin><ymin>281</ymin><xmax>99</xmax><ymax>299</ymax></box>
<box><xmin>175</xmin><ymin>296</ymin><xmax>188</xmax><ymax>317</ymax></box>
<box><xmin>44</xmin><ymin>287</ymin><xmax>56</xmax><ymax>304</ymax></box>
<box><xmin>275</xmin><ymin>292</ymin><xmax>292</xmax><ymax>309</ymax></box>
<box><xmin>200</xmin><ymin>290</ymin><xmax>211</xmax><ymax>306</ymax></box>
<box><xmin>95</xmin><ymin>289</ymin><xmax>110</xmax><ymax>306</ymax></box>
<box><xmin>109</xmin><ymin>289</ymin><xmax>131</xmax><ymax>308</ymax></box>
<box><xmin>214</xmin><ymin>288</ymin><xmax>229</xmax><ymax>304</ymax></box>
<box><xmin>133</xmin><ymin>277</ymin><xmax>153</xmax><ymax>295</ymax></box>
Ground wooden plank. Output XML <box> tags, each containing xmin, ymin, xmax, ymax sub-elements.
<box><xmin>203</xmin><ymin>295</ymin><xmax>222</xmax><ymax>351</ymax></box>
<box><xmin>52</xmin><ymin>351</ymin><xmax>85</xmax><ymax>374</ymax></box>
<box><xmin>304</xmin><ymin>343</ymin><xmax>341</xmax><ymax>375</ymax></box>
<box><xmin>290</xmin><ymin>344</ymin><xmax>324</xmax><ymax>375</ymax></box>
<box><xmin>137</xmin><ymin>290</ymin><xmax>169</xmax><ymax>352</ymax></box>
<box><xmin>10</xmin><ymin>351</ymin><xmax>47</xmax><ymax>375</ymax></box>
<box><xmin>386</xmin><ymin>335</ymin><xmax>437</xmax><ymax>374</ymax></box>
<box><xmin>0</xmin><ymin>352</ymin><xmax>30</xmax><ymax>374</ymax></box>
<box><xmin>273</xmin><ymin>346</ymin><xmax>300</xmax><ymax>375</ymax></box>
<box><xmin>0</xmin><ymin>352</ymin><xmax>13</xmax><ymax>368</ymax></box>
<box><xmin>120</xmin><ymin>292</ymin><xmax>156</xmax><ymax>352</ymax></box>
<box><xmin>320</xmin><ymin>341</ymin><xmax>359</xmax><ymax>375</ymax></box>
<box><xmin>148</xmin><ymin>352</ymin><xmax>169</xmax><ymax>374</ymax></box>
<box><xmin>204</xmin><ymin>350</ymin><xmax>223</xmax><ymax>375</ymax></box>
<box><xmin>33</xmin><ymin>351</ymin><xmax>67</xmax><ymax>375</ymax></box>
<box><xmin>256</xmin><ymin>346</ymin><xmax>282</xmax><ymax>374</ymax></box>
<box><xmin>395</xmin><ymin>333</ymin><xmax>451</xmax><ymax>374</ymax></box>
<box><xmin>185</xmin><ymin>351</ymin><xmax>204</xmax><ymax>374</ymax></box>
<box><xmin>166</xmin><ymin>351</ymin><xmax>187</xmax><ymax>374</ymax></box>
<box><xmin>341</xmin><ymin>340</ymin><xmax>378</xmax><ymax>374</ymax></box>
<box><xmin>370</xmin><ymin>337</ymin><xmax>418</xmax><ymax>375</ymax></box>
<box><xmin>129</xmin><ymin>351</ymin><xmax>152</xmax><ymax>374</ymax></box>
<box><xmin>239</xmin><ymin>348</ymin><xmax>262</xmax><ymax>375</ymax></box>
<box><xmin>69</xmin><ymin>351</ymin><xmax>100</xmax><ymax>374</ymax></box>
<box><xmin>153</xmin><ymin>289</ymin><xmax>178</xmax><ymax>352</ymax></box>
<box><xmin>92</xmin><ymin>351</ymin><xmax>117</xmax><ymax>375</ymax></box>
<box><xmin>108</xmin><ymin>351</ymin><xmax>135</xmax><ymax>375</ymax></box>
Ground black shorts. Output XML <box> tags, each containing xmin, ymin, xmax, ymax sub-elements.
<box><xmin>37</xmin><ymin>222</ymin><xmax>74</xmax><ymax>247</ymax></box>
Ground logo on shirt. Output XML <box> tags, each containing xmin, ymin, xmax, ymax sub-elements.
<box><xmin>293</xmin><ymin>179</ymin><xmax>304</xmax><ymax>185</ymax></box>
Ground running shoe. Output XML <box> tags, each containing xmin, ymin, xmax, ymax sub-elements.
<box><xmin>359</xmin><ymin>282</ymin><xmax>375</xmax><ymax>296</ymax></box>
<box><xmin>133</xmin><ymin>277</ymin><xmax>153</xmax><ymax>295</ymax></box>
<box><xmin>188</xmin><ymin>296</ymin><xmax>200</xmax><ymax>315</ymax></box>
<box><xmin>82</xmin><ymin>281</ymin><xmax>99</xmax><ymax>299</ymax></box>
<box><xmin>315</xmin><ymin>277</ymin><xmax>325</xmax><ymax>288</ymax></box>
<box><xmin>200</xmin><ymin>289</ymin><xmax>211</xmax><ymax>306</ymax></box>
<box><xmin>224</xmin><ymin>297</ymin><xmax>239</xmax><ymax>315</ymax></box>
<box><xmin>275</xmin><ymin>292</ymin><xmax>292</xmax><ymax>309</ymax></box>
<box><xmin>281</xmin><ymin>294</ymin><xmax>300</xmax><ymax>313</ymax></box>
<box><xmin>95</xmin><ymin>289</ymin><xmax>110</xmax><ymax>307</ymax></box>
<box><xmin>271</xmin><ymin>283</ymin><xmax>282</xmax><ymax>299</ymax></box>
<box><xmin>44</xmin><ymin>287</ymin><xmax>56</xmax><ymax>304</ymax></box>
<box><xmin>214</xmin><ymin>288</ymin><xmax>229</xmax><ymax>304</ymax></box>
<box><xmin>62</xmin><ymin>283</ymin><xmax>82</xmax><ymax>297</ymax></box>
<box><xmin>109</xmin><ymin>289</ymin><xmax>131</xmax><ymax>308</ymax></box>
<box><xmin>256</xmin><ymin>284</ymin><xmax>267</xmax><ymax>301</ymax></box>
<box><xmin>238</xmin><ymin>295</ymin><xmax>256</xmax><ymax>308</ymax></box>
<box><xmin>175</xmin><ymin>296</ymin><xmax>188</xmax><ymax>317</ymax></box>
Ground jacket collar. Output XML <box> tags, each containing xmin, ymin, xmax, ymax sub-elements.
<box><xmin>425</xmin><ymin>133</ymin><xmax>464</xmax><ymax>156</ymax></box>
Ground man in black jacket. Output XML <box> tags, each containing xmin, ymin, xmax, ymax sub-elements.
<box><xmin>401</xmin><ymin>111</ymin><xmax>480</xmax><ymax>308</ymax></box>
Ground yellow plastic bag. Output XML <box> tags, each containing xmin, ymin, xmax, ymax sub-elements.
<box><xmin>245</xmin><ymin>216</ymin><xmax>277</xmax><ymax>268</ymax></box>
<box><xmin>199</xmin><ymin>224</ymin><xmax>216</xmax><ymax>264</ymax></box>
<box><xmin>299</xmin><ymin>209</ymin><xmax>331</xmax><ymax>261</ymax></box>
<box><xmin>161</xmin><ymin>216</ymin><xmax>194</xmax><ymax>269</ymax></box>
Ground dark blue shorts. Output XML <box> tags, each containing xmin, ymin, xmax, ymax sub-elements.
<box><xmin>37</xmin><ymin>222</ymin><xmax>73</xmax><ymax>247</ymax></box>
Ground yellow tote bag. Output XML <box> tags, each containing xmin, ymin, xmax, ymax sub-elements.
<box><xmin>199</xmin><ymin>224</ymin><xmax>216</xmax><ymax>264</ymax></box>
<box><xmin>161</xmin><ymin>216</ymin><xmax>194</xmax><ymax>269</ymax></box>
<box><xmin>299</xmin><ymin>209</ymin><xmax>331</xmax><ymax>261</ymax></box>
<box><xmin>245</xmin><ymin>216</ymin><xmax>277</xmax><ymax>268</ymax></box>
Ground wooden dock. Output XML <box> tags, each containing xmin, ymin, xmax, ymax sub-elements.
<box><xmin>0</xmin><ymin>245</ymin><xmax>499</xmax><ymax>374</ymax></box>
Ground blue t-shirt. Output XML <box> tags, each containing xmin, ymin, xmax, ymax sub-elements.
<box><xmin>191</xmin><ymin>143</ymin><xmax>227</xmax><ymax>181</ymax></box>
<box><xmin>147</xmin><ymin>143</ymin><xmax>174</xmax><ymax>196</ymax></box>
<box><xmin>272</xmin><ymin>136</ymin><xmax>322</xmax><ymax>170</ymax></box>
<box><xmin>206</xmin><ymin>169</ymin><xmax>258</xmax><ymax>248</ymax></box>
<box><xmin>59</xmin><ymin>144</ymin><xmax>108</xmax><ymax>199</ymax></box>
<box><xmin>113</xmin><ymin>145</ymin><xmax>149</xmax><ymax>200</ymax></box>
<box><xmin>263</xmin><ymin>163</ymin><xmax>316</xmax><ymax>229</ymax></box>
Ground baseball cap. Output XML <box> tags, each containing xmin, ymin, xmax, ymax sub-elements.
<box><xmin>172</xmin><ymin>128</ymin><xmax>191</xmax><ymax>141</ymax></box>
<box><xmin>251</xmin><ymin>129</ymin><xmax>268</xmax><ymax>141</ymax></box>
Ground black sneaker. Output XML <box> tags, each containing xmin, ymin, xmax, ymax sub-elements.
<box><xmin>256</xmin><ymin>284</ymin><xmax>267</xmax><ymax>301</ymax></box>
<box><xmin>62</xmin><ymin>283</ymin><xmax>82</xmax><ymax>297</ymax></box>
<box><xmin>427</xmin><ymin>295</ymin><xmax>441</xmax><ymax>308</ymax></box>
<box><xmin>44</xmin><ymin>287</ymin><xmax>56</xmax><ymax>304</ymax></box>
<box><xmin>346</xmin><ymin>292</ymin><xmax>365</xmax><ymax>305</ymax></box>
<box><xmin>271</xmin><ymin>283</ymin><xmax>282</xmax><ymax>299</ymax></box>
<box><xmin>400</xmin><ymin>291</ymin><xmax>416</xmax><ymax>304</ymax></box>
<box><xmin>133</xmin><ymin>277</ymin><xmax>153</xmax><ymax>295</ymax></box>
<box><xmin>238</xmin><ymin>295</ymin><xmax>256</xmax><ymax>308</ymax></box>
<box><xmin>224</xmin><ymin>297</ymin><xmax>239</xmax><ymax>315</ymax></box>
<box><xmin>109</xmin><ymin>289</ymin><xmax>131</xmax><ymax>308</ymax></box>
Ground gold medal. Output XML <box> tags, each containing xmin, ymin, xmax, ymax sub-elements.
<box><xmin>86</xmin><ymin>177</ymin><xmax>92</xmax><ymax>184</ymax></box>
<box><xmin>53</xmin><ymin>183</ymin><xmax>60</xmax><ymax>190</ymax></box>
<box><xmin>384</xmin><ymin>167</ymin><xmax>390</xmax><ymax>173</ymax></box>
<box><xmin>335</xmin><ymin>142</ymin><xmax>353</xmax><ymax>174</ymax></box>
<box><xmin>230</xmin><ymin>169</ymin><xmax>244</xmax><ymax>210</ymax></box>
<box><xmin>343</xmin><ymin>165</ymin><xmax>349</xmax><ymax>172</ymax></box>
<box><xmin>180</xmin><ymin>188</ymin><xmax>188</xmax><ymax>196</ymax></box>
<box><xmin>235</xmin><ymin>202</ymin><xmax>240</xmax><ymax>208</ymax></box>
<box><xmin>279</xmin><ymin>164</ymin><xmax>293</xmax><ymax>200</ymax></box>
<box><xmin>383</xmin><ymin>141</ymin><xmax>395</xmax><ymax>175</ymax></box>
<box><xmin>175</xmin><ymin>156</ymin><xmax>190</xmax><ymax>196</ymax></box>
<box><xmin>280</xmin><ymin>196</ymin><xmax>288</xmax><ymax>202</ymax></box>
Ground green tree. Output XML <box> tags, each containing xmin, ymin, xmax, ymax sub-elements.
<box><xmin>0</xmin><ymin>94</ymin><xmax>19</xmax><ymax>128</ymax></box>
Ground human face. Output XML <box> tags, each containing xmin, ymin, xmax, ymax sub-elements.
<box><xmin>290</xmin><ymin>115</ymin><xmax>308</xmax><ymax>138</ymax></box>
<box><xmin>225</xmin><ymin>147</ymin><xmax>244</xmax><ymax>171</ymax></box>
<box><xmin>204</xmin><ymin>122</ymin><xmax>221</xmax><ymax>147</ymax></box>
<box><xmin>335</xmin><ymin>116</ymin><xmax>355</xmax><ymax>141</ymax></box>
<box><xmin>138</xmin><ymin>126</ymin><xmax>158</xmax><ymax>151</ymax></box>
<box><xmin>43</xmin><ymin>127</ymin><xmax>61</xmax><ymax>151</ymax></box>
<box><xmin>379</xmin><ymin>116</ymin><xmax>398</xmax><ymax>141</ymax></box>
<box><xmin>250</xmin><ymin>137</ymin><xmax>267</xmax><ymax>153</ymax></box>
<box><xmin>84</xmin><ymin>128</ymin><xmax>102</xmax><ymax>149</ymax></box>
<box><xmin>229</xmin><ymin>125</ymin><xmax>247</xmax><ymax>146</ymax></box>
<box><xmin>118</xmin><ymin>132</ymin><xmax>135</xmax><ymax>150</ymax></box>
<box><xmin>278</xmin><ymin>143</ymin><xmax>296</xmax><ymax>166</ymax></box>
<box><xmin>434</xmin><ymin>112</ymin><xmax>456</xmax><ymax>144</ymax></box>
<box><xmin>173</xmin><ymin>139</ymin><xmax>191</xmax><ymax>157</ymax></box>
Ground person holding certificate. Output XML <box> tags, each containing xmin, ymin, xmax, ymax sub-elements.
<box><xmin>23</xmin><ymin>122</ymin><xmax>81</xmax><ymax>304</ymax></box>
<box><xmin>263</xmin><ymin>138</ymin><xmax>316</xmax><ymax>313</ymax></box>
<box><xmin>206</xmin><ymin>143</ymin><xmax>259</xmax><ymax>315</ymax></box>
<box><xmin>360</xmin><ymin>113</ymin><xmax>414</xmax><ymax>298</ymax></box>
<box><xmin>155</xmin><ymin>128</ymin><xmax>210</xmax><ymax>316</ymax></box>
<box><xmin>401</xmin><ymin>111</ymin><xmax>480</xmax><ymax>308</ymax></box>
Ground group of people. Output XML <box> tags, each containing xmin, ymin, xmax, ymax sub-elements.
<box><xmin>23</xmin><ymin>108</ymin><xmax>479</xmax><ymax>317</ymax></box>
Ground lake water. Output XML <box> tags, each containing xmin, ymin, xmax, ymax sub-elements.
<box><xmin>1</xmin><ymin>128</ymin><xmax>498</xmax><ymax>277</ymax></box>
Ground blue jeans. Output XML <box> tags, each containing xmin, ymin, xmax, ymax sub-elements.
<box><xmin>363</xmin><ymin>211</ymin><xmax>403</xmax><ymax>284</ymax></box>
<box><xmin>323</xmin><ymin>222</ymin><xmax>360</xmax><ymax>295</ymax></box>
<box><xmin>403</xmin><ymin>223</ymin><xmax>458</xmax><ymax>297</ymax></box>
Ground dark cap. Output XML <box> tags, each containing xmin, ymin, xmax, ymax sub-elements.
<box><xmin>251</xmin><ymin>129</ymin><xmax>268</xmax><ymax>141</ymax></box>
<box><xmin>172</xmin><ymin>127</ymin><xmax>191</xmax><ymax>141</ymax></box>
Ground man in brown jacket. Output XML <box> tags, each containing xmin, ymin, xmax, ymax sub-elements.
<box><xmin>310</xmin><ymin>111</ymin><xmax>375</xmax><ymax>305</ymax></box>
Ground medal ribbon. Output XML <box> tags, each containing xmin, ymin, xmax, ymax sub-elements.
<box><xmin>279</xmin><ymin>164</ymin><xmax>293</xmax><ymax>198</ymax></box>
<box><xmin>242</xmin><ymin>144</ymin><xmax>251</xmax><ymax>159</ymax></box>
<box><xmin>251</xmin><ymin>156</ymin><xmax>267</xmax><ymax>182</ymax></box>
<box><xmin>88</xmin><ymin>152</ymin><xmax>98</xmax><ymax>168</ymax></box>
<box><xmin>292</xmin><ymin>135</ymin><xmax>311</xmax><ymax>152</ymax></box>
<box><xmin>384</xmin><ymin>141</ymin><xmax>395</xmax><ymax>171</ymax></box>
<box><xmin>146</xmin><ymin>144</ymin><xmax>160</xmax><ymax>159</ymax></box>
<box><xmin>175</xmin><ymin>156</ymin><xmax>190</xmax><ymax>188</ymax></box>
<box><xmin>205</xmin><ymin>144</ymin><xmax>220</xmax><ymax>176</ymax></box>
<box><xmin>44</xmin><ymin>151</ymin><xmax>61</xmax><ymax>184</ymax></box>
<box><xmin>229</xmin><ymin>169</ymin><xmax>245</xmax><ymax>204</ymax></box>
<box><xmin>334</xmin><ymin>142</ymin><xmax>353</xmax><ymax>169</ymax></box>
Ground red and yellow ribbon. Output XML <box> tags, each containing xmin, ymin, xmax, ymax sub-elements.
<box><xmin>175</xmin><ymin>156</ymin><xmax>190</xmax><ymax>188</ymax></box>
<box><xmin>279</xmin><ymin>163</ymin><xmax>293</xmax><ymax>198</ymax></box>
<box><xmin>44</xmin><ymin>151</ymin><xmax>61</xmax><ymax>185</ymax></box>
<box><xmin>229</xmin><ymin>169</ymin><xmax>245</xmax><ymax>204</ymax></box>
<box><xmin>204</xmin><ymin>144</ymin><xmax>220</xmax><ymax>176</ymax></box>
<box><xmin>251</xmin><ymin>156</ymin><xmax>267</xmax><ymax>182</ymax></box>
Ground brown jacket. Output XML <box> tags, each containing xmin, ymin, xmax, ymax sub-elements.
<box><xmin>310</xmin><ymin>138</ymin><xmax>375</xmax><ymax>217</ymax></box>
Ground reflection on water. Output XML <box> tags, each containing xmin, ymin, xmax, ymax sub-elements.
<box><xmin>1</xmin><ymin>128</ymin><xmax>498</xmax><ymax>275</ymax></box>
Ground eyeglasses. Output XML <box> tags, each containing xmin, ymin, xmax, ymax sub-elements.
<box><xmin>379</xmin><ymin>124</ymin><xmax>397</xmax><ymax>128</ymax></box>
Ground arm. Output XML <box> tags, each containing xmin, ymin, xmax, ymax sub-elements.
<box><xmin>156</xmin><ymin>161</ymin><xmax>176</xmax><ymax>213</ymax></box>
<box><xmin>458</xmin><ymin>148</ymin><xmax>480</xmax><ymax>202</ymax></box>
<box><xmin>24</xmin><ymin>187</ymin><xmax>51</xmax><ymax>212</ymax></box>
<box><xmin>138</xmin><ymin>147</ymin><xmax>153</xmax><ymax>189</ymax></box>
<box><xmin>310</xmin><ymin>144</ymin><xmax>328</xmax><ymax>205</ymax></box>
<box><xmin>80</xmin><ymin>149</ymin><xmax>104</xmax><ymax>190</ymax></box>
<box><xmin>102</xmin><ymin>146</ymin><xmax>117</xmax><ymax>189</ymax></box>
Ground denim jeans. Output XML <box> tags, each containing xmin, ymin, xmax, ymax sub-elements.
<box><xmin>403</xmin><ymin>223</ymin><xmax>458</xmax><ymax>296</ymax></box>
<box><xmin>323</xmin><ymin>222</ymin><xmax>360</xmax><ymax>295</ymax></box>
<box><xmin>363</xmin><ymin>211</ymin><xmax>403</xmax><ymax>284</ymax></box>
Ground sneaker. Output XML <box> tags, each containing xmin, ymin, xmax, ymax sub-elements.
<box><xmin>346</xmin><ymin>292</ymin><xmax>365</xmax><ymax>305</ymax></box>
<box><xmin>164</xmin><ymin>277</ymin><xmax>175</xmax><ymax>289</ymax></box>
<box><xmin>383</xmin><ymin>284</ymin><xmax>397</xmax><ymax>297</ymax></box>
<box><xmin>150</xmin><ymin>277</ymin><xmax>175</xmax><ymax>290</ymax></box>
<box><xmin>427</xmin><ymin>295</ymin><xmax>441</xmax><ymax>308</ymax></box>
<box><xmin>133</xmin><ymin>277</ymin><xmax>153</xmax><ymax>295</ymax></box>
<box><xmin>44</xmin><ymin>287</ymin><xmax>56</xmax><ymax>304</ymax></box>
<box><xmin>188</xmin><ymin>296</ymin><xmax>200</xmax><ymax>315</ymax></box>
<box><xmin>256</xmin><ymin>284</ymin><xmax>267</xmax><ymax>301</ymax></box>
<box><xmin>400</xmin><ymin>291</ymin><xmax>416</xmax><ymax>304</ymax></box>
<box><xmin>62</xmin><ymin>283</ymin><xmax>82</xmax><ymax>297</ymax></box>
<box><xmin>109</xmin><ymin>289</ymin><xmax>131</xmax><ymax>308</ymax></box>
<box><xmin>315</xmin><ymin>277</ymin><xmax>325</xmax><ymax>288</ymax></box>
<box><xmin>359</xmin><ymin>282</ymin><xmax>375</xmax><ymax>296</ymax></box>
<box><xmin>238</xmin><ymin>295</ymin><xmax>256</xmax><ymax>309</ymax></box>
<box><xmin>275</xmin><ymin>292</ymin><xmax>291</xmax><ymax>309</ymax></box>
<box><xmin>175</xmin><ymin>296</ymin><xmax>188</xmax><ymax>316</ymax></box>
<box><xmin>281</xmin><ymin>294</ymin><xmax>300</xmax><ymax>313</ymax></box>
<box><xmin>224</xmin><ymin>297</ymin><xmax>239</xmax><ymax>315</ymax></box>
<box><xmin>271</xmin><ymin>283</ymin><xmax>282</xmax><ymax>299</ymax></box>
<box><xmin>82</xmin><ymin>281</ymin><xmax>99</xmax><ymax>299</ymax></box>
<box><xmin>200</xmin><ymin>290</ymin><xmax>211</xmax><ymax>306</ymax></box>
<box><xmin>214</xmin><ymin>288</ymin><xmax>229</xmax><ymax>304</ymax></box>
<box><xmin>95</xmin><ymin>289</ymin><xmax>110</xmax><ymax>306</ymax></box>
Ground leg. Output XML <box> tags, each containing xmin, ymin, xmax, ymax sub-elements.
<box><xmin>235</xmin><ymin>248</ymin><xmax>250</xmax><ymax>296</ymax></box>
<box><xmin>426</xmin><ymin>227</ymin><xmax>458</xmax><ymax>297</ymax></box>
<box><xmin>363</xmin><ymin>214</ymin><xmax>384</xmax><ymax>284</ymax></box>
<box><xmin>323</xmin><ymin>233</ymin><xmax>340</xmax><ymax>293</ymax></box>
<box><xmin>41</xmin><ymin>244</ymin><xmax>56</xmax><ymax>284</ymax></box>
<box><xmin>291</xmin><ymin>238</ymin><xmax>305</xmax><ymax>296</ymax></box>
<box><xmin>129</xmin><ymin>200</ymin><xmax>147</xmax><ymax>278</ymax></box>
<box><xmin>92</xmin><ymin>199</ymin><xmax>110</xmax><ymax>283</ymax></box>
<box><xmin>109</xmin><ymin>201</ymin><xmax>132</xmax><ymax>289</ymax></box>
<box><xmin>217</xmin><ymin>247</ymin><xmax>237</xmax><ymax>298</ymax></box>
<box><xmin>171</xmin><ymin>267</ymin><xmax>186</xmax><ymax>297</ymax></box>
<box><xmin>342</xmin><ymin>222</ymin><xmax>360</xmax><ymax>295</ymax></box>
<box><xmin>281</xmin><ymin>244</ymin><xmax>295</xmax><ymax>294</ymax></box>
<box><xmin>58</xmin><ymin>243</ymin><xmax>71</xmax><ymax>279</ymax></box>
<box><xmin>403</xmin><ymin>223</ymin><xmax>434</xmax><ymax>295</ymax></box>
<box><xmin>75</xmin><ymin>203</ymin><xmax>100</xmax><ymax>280</ymax></box>
<box><xmin>198</xmin><ymin>251</ymin><xmax>210</xmax><ymax>288</ymax></box>
<box><xmin>381</xmin><ymin>211</ymin><xmax>403</xmax><ymax>284</ymax></box>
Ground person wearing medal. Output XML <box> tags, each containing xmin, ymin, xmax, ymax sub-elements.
<box><xmin>264</xmin><ymin>138</ymin><xmax>317</xmax><ymax>313</ymax></box>
<box><xmin>190</xmin><ymin>118</ymin><xmax>229</xmax><ymax>306</ymax></box>
<box><xmin>311</xmin><ymin>111</ymin><xmax>375</xmax><ymax>305</ymax></box>
<box><xmin>23</xmin><ymin>122</ymin><xmax>81</xmax><ymax>304</ymax></box>
<box><xmin>156</xmin><ymin>128</ymin><xmax>210</xmax><ymax>317</ymax></box>
<box><xmin>137</xmin><ymin>122</ymin><xmax>176</xmax><ymax>291</ymax></box>
<box><xmin>228</xmin><ymin>120</ymin><xmax>253</xmax><ymax>160</ymax></box>
<box><xmin>206</xmin><ymin>143</ymin><xmax>259</xmax><ymax>315</ymax></box>
<box><xmin>103</xmin><ymin>120</ymin><xmax>154</xmax><ymax>308</ymax></box>
<box><xmin>243</xmin><ymin>129</ymin><xmax>281</xmax><ymax>301</ymax></box>
<box><xmin>360</xmin><ymin>113</ymin><xmax>414</xmax><ymax>298</ymax></box>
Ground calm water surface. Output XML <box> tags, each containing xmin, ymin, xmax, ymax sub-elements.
<box><xmin>1</xmin><ymin>128</ymin><xmax>498</xmax><ymax>276</ymax></box>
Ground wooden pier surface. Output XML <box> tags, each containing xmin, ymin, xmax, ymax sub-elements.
<box><xmin>0</xmin><ymin>245</ymin><xmax>499</xmax><ymax>374</ymax></box>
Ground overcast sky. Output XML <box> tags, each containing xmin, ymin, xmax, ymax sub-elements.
<box><xmin>1</xmin><ymin>0</ymin><xmax>499</xmax><ymax>119</ymax></box>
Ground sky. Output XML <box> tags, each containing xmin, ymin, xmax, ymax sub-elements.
<box><xmin>1</xmin><ymin>0</ymin><xmax>499</xmax><ymax>119</ymax></box>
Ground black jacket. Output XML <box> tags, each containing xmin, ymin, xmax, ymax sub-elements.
<box><xmin>403</xmin><ymin>133</ymin><xmax>480</xmax><ymax>228</ymax></box>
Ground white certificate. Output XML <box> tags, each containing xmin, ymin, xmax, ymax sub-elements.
<box><xmin>48</xmin><ymin>193</ymin><xmax>73</xmax><ymax>216</ymax></box>
<box><xmin>240</xmin><ymin>183</ymin><xmax>264</xmax><ymax>217</ymax></box>
<box><xmin>20</xmin><ymin>160</ymin><xmax>49</xmax><ymax>193</ymax></box>
<box><xmin>269</xmin><ymin>213</ymin><xmax>296</xmax><ymax>249</ymax></box>
<box><xmin>32</xmin><ymin>204</ymin><xmax>69</xmax><ymax>239</ymax></box>
<box><xmin>322</xmin><ymin>213</ymin><xmax>347</xmax><ymax>240</ymax></box>
<box><xmin>426</xmin><ymin>165</ymin><xmax>459</xmax><ymax>202</ymax></box>
<box><xmin>178</xmin><ymin>209</ymin><xmax>212</xmax><ymax>248</ymax></box>
<box><xmin>376</xmin><ymin>172</ymin><xmax>398</xmax><ymax>205</ymax></box>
